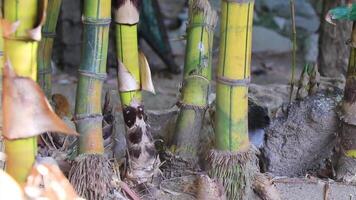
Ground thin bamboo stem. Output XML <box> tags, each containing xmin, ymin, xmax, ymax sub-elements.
<box><xmin>3</xmin><ymin>0</ymin><xmax>40</xmax><ymax>184</ymax></box>
<box><xmin>74</xmin><ymin>0</ymin><xmax>111</xmax><ymax>154</ymax></box>
<box><xmin>289</xmin><ymin>0</ymin><xmax>297</xmax><ymax>103</ymax></box>
<box><xmin>215</xmin><ymin>0</ymin><xmax>254</xmax><ymax>152</ymax></box>
<box><xmin>38</xmin><ymin>0</ymin><xmax>63</xmax><ymax>97</ymax></box>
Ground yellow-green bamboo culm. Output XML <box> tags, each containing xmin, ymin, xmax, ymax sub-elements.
<box><xmin>38</xmin><ymin>0</ymin><xmax>62</xmax><ymax>97</ymax></box>
<box><xmin>115</xmin><ymin>12</ymin><xmax>142</xmax><ymax>106</ymax></box>
<box><xmin>207</xmin><ymin>1</ymin><xmax>257</xmax><ymax>199</ymax></box>
<box><xmin>3</xmin><ymin>0</ymin><xmax>40</xmax><ymax>184</ymax></box>
<box><xmin>336</xmin><ymin>22</ymin><xmax>356</xmax><ymax>181</ymax></box>
<box><xmin>74</xmin><ymin>0</ymin><xmax>110</xmax><ymax>154</ymax></box>
<box><xmin>69</xmin><ymin>1</ymin><xmax>112</xmax><ymax>199</ymax></box>
<box><xmin>172</xmin><ymin>0</ymin><xmax>217</xmax><ymax>163</ymax></box>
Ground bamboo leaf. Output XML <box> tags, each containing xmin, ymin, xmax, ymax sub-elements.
<box><xmin>0</xmin><ymin>170</ymin><xmax>24</xmax><ymax>200</ymax></box>
<box><xmin>117</xmin><ymin>60</ymin><xmax>140</xmax><ymax>92</ymax></box>
<box><xmin>139</xmin><ymin>51</ymin><xmax>155</xmax><ymax>94</ymax></box>
<box><xmin>114</xmin><ymin>0</ymin><xmax>140</xmax><ymax>24</ymax></box>
<box><xmin>2</xmin><ymin>62</ymin><xmax>78</xmax><ymax>140</ymax></box>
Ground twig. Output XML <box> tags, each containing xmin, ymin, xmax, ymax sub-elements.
<box><xmin>289</xmin><ymin>0</ymin><xmax>297</xmax><ymax>103</ymax></box>
<box><xmin>119</xmin><ymin>181</ymin><xmax>141</xmax><ymax>200</ymax></box>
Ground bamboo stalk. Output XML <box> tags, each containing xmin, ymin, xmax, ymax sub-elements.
<box><xmin>3</xmin><ymin>0</ymin><xmax>41</xmax><ymax>184</ymax></box>
<box><xmin>172</xmin><ymin>0</ymin><xmax>217</xmax><ymax>164</ymax></box>
<box><xmin>68</xmin><ymin>0</ymin><xmax>112</xmax><ymax>199</ymax></box>
<box><xmin>114</xmin><ymin>0</ymin><xmax>158</xmax><ymax>184</ymax></box>
<box><xmin>215</xmin><ymin>0</ymin><xmax>254</xmax><ymax>152</ymax></box>
<box><xmin>207</xmin><ymin>0</ymin><xmax>258</xmax><ymax>199</ymax></box>
<box><xmin>336</xmin><ymin>22</ymin><xmax>356</xmax><ymax>182</ymax></box>
<box><xmin>38</xmin><ymin>0</ymin><xmax>62</xmax><ymax>97</ymax></box>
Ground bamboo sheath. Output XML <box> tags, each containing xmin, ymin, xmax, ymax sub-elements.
<box><xmin>74</xmin><ymin>0</ymin><xmax>111</xmax><ymax>154</ymax></box>
<box><xmin>173</xmin><ymin>0</ymin><xmax>216</xmax><ymax>160</ymax></box>
<box><xmin>3</xmin><ymin>0</ymin><xmax>40</xmax><ymax>184</ymax></box>
<box><xmin>38</xmin><ymin>0</ymin><xmax>62</xmax><ymax>97</ymax></box>
<box><xmin>215</xmin><ymin>0</ymin><xmax>254</xmax><ymax>152</ymax></box>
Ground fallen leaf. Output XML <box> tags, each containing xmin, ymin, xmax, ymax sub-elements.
<box><xmin>2</xmin><ymin>62</ymin><xmax>78</xmax><ymax>140</ymax></box>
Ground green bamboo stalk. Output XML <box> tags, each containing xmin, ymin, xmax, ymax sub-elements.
<box><xmin>172</xmin><ymin>0</ymin><xmax>217</xmax><ymax>163</ymax></box>
<box><xmin>3</xmin><ymin>0</ymin><xmax>40</xmax><ymax>184</ymax></box>
<box><xmin>38</xmin><ymin>0</ymin><xmax>63</xmax><ymax>97</ymax></box>
<box><xmin>207</xmin><ymin>0</ymin><xmax>258</xmax><ymax>199</ymax></box>
<box><xmin>69</xmin><ymin>0</ymin><xmax>112</xmax><ymax>199</ymax></box>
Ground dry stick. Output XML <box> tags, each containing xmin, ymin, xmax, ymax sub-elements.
<box><xmin>289</xmin><ymin>0</ymin><xmax>297</xmax><ymax>103</ymax></box>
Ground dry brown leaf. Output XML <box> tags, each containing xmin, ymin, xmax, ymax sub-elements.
<box><xmin>25</xmin><ymin>160</ymin><xmax>81</xmax><ymax>200</ymax></box>
<box><xmin>0</xmin><ymin>170</ymin><xmax>25</xmax><ymax>200</ymax></box>
<box><xmin>139</xmin><ymin>51</ymin><xmax>155</xmax><ymax>94</ymax></box>
<box><xmin>2</xmin><ymin>63</ymin><xmax>78</xmax><ymax>140</ymax></box>
<box><xmin>117</xmin><ymin>60</ymin><xmax>140</xmax><ymax>92</ymax></box>
<box><xmin>114</xmin><ymin>0</ymin><xmax>140</xmax><ymax>24</ymax></box>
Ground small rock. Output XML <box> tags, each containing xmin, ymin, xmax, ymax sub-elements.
<box><xmin>252</xmin><ymin>26</ymin><xmax>292</xmax><ymax>54</ymax></box>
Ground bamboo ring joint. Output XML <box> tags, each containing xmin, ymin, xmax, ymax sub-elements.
<box><xmin>78</xmin><ymin>69</ymin><xmax>107</xmax><ymax>80</ymax></box>
<box><xmin>216</xmin><ymin>76</ymin><xmax>250</xmax><ymax>86</ymax></box>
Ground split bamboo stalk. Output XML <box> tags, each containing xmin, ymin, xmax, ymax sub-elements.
<box><xmin>207</xmin><ymin>0</ymin><xmax>258</xmax><ymax>199</ymax></box>
<box><xmin>172</xmin><ymin>0</ymin><xmax>217</xmax><ymax>164</ymax></box>
<box><xmin>68</xmin><ymin>0</ymin><xmax>112</xmax><ymax>199</ymax></box>
<box><xmin>37</xmin><ymin>0</ymin><xmax>62</xmax><ymax>97</ymax></box>
<box><xmin>3</xmin><ymin>0</ymin><xmax>42</xmax><ymax>184</ymax></box>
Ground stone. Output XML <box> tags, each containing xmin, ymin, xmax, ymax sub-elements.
<box><xmin>304</xmin><ymin>33</ymin><xmax>319</xmax><ymax>63</ymax></box>
<box><xmin>252</xmin><ymin>26</ymin><xmax>292</xmax><ymax>54</ymax></box>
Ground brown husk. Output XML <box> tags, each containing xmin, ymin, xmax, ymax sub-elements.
<box><xmin>68</xmin><ymin>154</ymin><xmax>112</xmax><ymax>200</ymax></box>
<box><xmin>206</xmin><ymin>148</ymin><xmax>259</xmax><ymax>200</ymax></box>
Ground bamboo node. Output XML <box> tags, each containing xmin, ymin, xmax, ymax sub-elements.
<box><xmin>78</xmin><ymin>69</ymin><xmax>107</xmax><ymax>80</ymax></box>
<box><xmin>82</xmin><ymin>18</ymin><xmax>111</xmax><ymax>26</ymax></box>
<box><xmin>74</xmin><ymin>113</ymin><xmax>103</xmax><ymax>122</ymax></box>
<box><xmin>176</xmin><ymin>101</ymin><xmax>208</xmax><ymax>111</ymax></box>
<box><xmin>216</xmin><ymin>76</ymin><xmax>250</xmax><ymax>87</ymax></box>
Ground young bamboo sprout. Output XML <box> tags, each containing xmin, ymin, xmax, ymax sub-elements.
<box><xmin>114</xmin><ymin>0</ymin><xmax>158</xmax><ymax>184</ymax></box>
<box><xmin>2</xmin><ymin>63</ymin><xmax>77</xmax><ymax>184</ymax></box>
<box><xmin>38</xmin><ymin>0</ymin><xmax>63</xmax><ymax>97</ymax></box>
<box><xmin>68</xmin><ymin>0</ymin><xmax>112</xmax><ymax>199</ymax></box>
<box><xmin>2</xmin><ymin>0</ymin><xmax>47</xmax><ymax>184</ymax></box>
<box><xmin>207</xmin><ymin>0</ymin><xmax>258</xmax><ymax>199</ymax></box>
<box><xmin>326</xmin><ymin>3</ymin><xmax>356</xmax><ymax>182</ymax></box>
<box><xmin>172</xmin><ymin>0</ymin><xmax>217</xmax><ymax>164</ymax></box>
<box><xmin>296</xmin><ymin>64</ymin><xmax>310</xmax><ymax>100</ymax></box>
